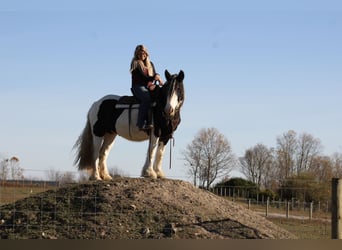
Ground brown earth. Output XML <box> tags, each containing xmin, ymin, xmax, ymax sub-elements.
<box><xmin>0</xmin><ymin>177</ymin><xmax>296</xmax><ymax>239</ymax></box>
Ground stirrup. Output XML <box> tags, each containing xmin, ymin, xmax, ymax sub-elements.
<box><xmin>140</xmin><ymin>124</ymin><xmax>153</xmax><ymax>131</ymax></box>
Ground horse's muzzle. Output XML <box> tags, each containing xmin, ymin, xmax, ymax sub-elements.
<box><xmin>164</xmin><ymin>106</ymin><xmax>175</xmax><ymax>117</ymax></box>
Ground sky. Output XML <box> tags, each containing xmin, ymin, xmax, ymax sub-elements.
<box><xmin>1</xmin><ymin>0</ymin><xmax>341</xmax><ymax>181</ymax></box>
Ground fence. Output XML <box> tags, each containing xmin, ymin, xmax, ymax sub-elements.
<box><xmin>0</xmin><ymin>179</ymin><xmax>294</xmax><ymax>239</ymax></box>
<box><xmin>211</xmin><ymin>185</ymin><xmax>331</xmax><ymax>213</ymax></box>
<box><xmin>0</xmin><ymin>179</ymin><xmax>336</xmax><ymax>239</ymax></box>
<box><xmin>210</xmin><ymin>185</ymin><xmax>332</xmax><ymax>239</ymax></box>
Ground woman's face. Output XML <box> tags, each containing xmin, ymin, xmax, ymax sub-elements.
<box><xmin>138</xmin><ymin>50</ymin><xmax>147</xmax><ymax>60</ymax></box>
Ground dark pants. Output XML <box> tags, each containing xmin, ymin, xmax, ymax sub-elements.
<box><xmin>131</xmin><ymin>85</ymin><xmax>151</xmax><ymax>128</ymax></box>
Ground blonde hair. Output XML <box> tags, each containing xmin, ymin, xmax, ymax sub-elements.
<box><xmin>130</xmin><ymin>45</ymin><xmax>154</xmax><ymax>76</ymax></box>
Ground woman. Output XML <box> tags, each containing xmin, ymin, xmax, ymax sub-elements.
<box><xmin>130</xmin><ymin>45</ymin><xmax>164</xmax><ymax>130</ymax></box>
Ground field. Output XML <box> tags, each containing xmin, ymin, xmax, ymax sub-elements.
<box><xmin>234</xmin><ymin>199</ymin><xmax>331</xmax><ymax>239</ymax></box>
<box><xmin>268</xmin><ymin>218</ymin><xmax>330</xmax><ymax>239</ymax></box>
<box><xmin>0</xmin><ymin>180</ymin><xmax>332</xmax><ymax>239</ymax></box>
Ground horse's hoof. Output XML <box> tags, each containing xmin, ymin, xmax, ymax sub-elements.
<box><xmin>141</xmin><ymin>170</ymin><xmax>157</xmax><ymax>179</ymax></box>
<box><xmin>156</xmin><ymin>172</ymin><xmax>165</xmax><ymax>179</ymax></box>
<box><xmin>102</xmin><ymin>175</ymin><xmax>113</xmax><ymax>181</ymax></box>
<box><xmin>89</xmin><ymin>176</ymin><xmax>102</xmax><ymax>181</ymax></box>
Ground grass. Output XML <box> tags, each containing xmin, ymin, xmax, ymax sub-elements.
<box><xmin>232</xmin><ymin>199</ymin><xmax>332</xmax><ymax>239</ymax></box>
<box><xmin>0</xmin><ymin>185</ymin><xmax>54</xmax><ymax>205</ymax></box>
<box><xmin>268</xmin><ymin>218</ymin><xmax>331</xmax><ymax>239</ymax></box>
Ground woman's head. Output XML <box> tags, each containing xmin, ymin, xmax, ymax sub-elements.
<box><xmin>134</xmin><ymin>45</ymin><xmax>149</xmax><ymax>60</ymax></box>
<box><xmin>130</xmin><ymin>44</ymin><xmax>154</xmax><ymax>75</ymax></box>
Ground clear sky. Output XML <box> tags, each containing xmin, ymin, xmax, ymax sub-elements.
<box><xmin>1</xmin><ymin>0</ymin><xmax>341</xmax><ymax>181</ymax></box>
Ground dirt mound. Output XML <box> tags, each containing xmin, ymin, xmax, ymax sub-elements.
<box><xmin>0</xmin><ymin>177</ymin><xmax>296</xmax><ymax>239</ymax></box>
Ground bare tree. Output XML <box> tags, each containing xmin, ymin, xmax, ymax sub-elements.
<box><xmin>310</xmin><ymin>155</ymin><xmax>333</xmax><ymax>182</ymax></box>
<box><xmin>276</xmin><ymin>130</ymin><xmax>298</xmax><ymax>180</ymax></box>
<box><xmin>296</xmin><ymin>132</ymin><xmax>322</xmax><ymax>174</ymax></box>
<box><xmin>183</xmin><ymin>137</ymin><xmax>203</xmax><ymax>187</ymax></box>
<box><xmin>240</xmin><ymin>143</ymin><xmax>274</xmax><ymax>189</ymax></box>
<box><xmin>183</xmin><ymin>128</ymin><xmax>235</xmax><ymax>189</ymax></box>
<box><xmin>331</xmin><ymin>151</ymin><xmax>342</xmax><ymax>178</ymax></box>
<box><xmin>0</xmin><ymin>159</ymin><xmax>9</xmax><ymax>184</ymax></box>
<box><xmin>9</xmin><ymin>156</ymin><xmax>23</xmax><ymax>180</ymax></box>
<box><xmin>59</xmin><ymin>172</ymin><xmax>76</xmax><ymax>185</ymax></box>
<box><xmin>45</xmin><ymin>168</ymin><xmax>63</xmax><ymax>182</ymax></box>
<box><xmin>0</xmin><ymin>156</ymin><xmax>23</xmax><ymax>183</ymax></box>
<box><xmin>46</xmin><ymin>168</ymin><xmax>76</xmax><ymax>185</ymax></box>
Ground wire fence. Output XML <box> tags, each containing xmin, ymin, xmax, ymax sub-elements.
<box><xmin>0</xmin><ymin>179</ymin><xmax>333</xmax><ymax>239</ymax></box>
<box><xmin>210</xmin><ymin>185</ymin><xmax>331</xmax><ymax>214</ymax></box>
<box><xmin>210</xmin><ymin>186</ymin><xmax>332</xmax><ymax>239</ymax></box>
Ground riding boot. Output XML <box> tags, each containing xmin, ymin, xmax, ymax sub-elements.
<box><xmin>147</xmin><ymin>108</ymin><xmax>153</xmax><ymax>126</ymax></box>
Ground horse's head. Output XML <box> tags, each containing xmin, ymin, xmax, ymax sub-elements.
<box><xmin>160</xmin><ymin>70</ymin><xmax>185</xmax><ymax>118</ymax></box>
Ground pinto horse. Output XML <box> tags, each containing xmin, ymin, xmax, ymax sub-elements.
<box><xmin>73</xmin><ymin>70</ymin><xmax>185</xmax><ymax>180</ymax></box>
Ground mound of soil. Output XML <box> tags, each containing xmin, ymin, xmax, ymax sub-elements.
<box><xmin>0</xmin><ymin>177</ymin><xmax>296</xmax><ymax>239</ymax></box>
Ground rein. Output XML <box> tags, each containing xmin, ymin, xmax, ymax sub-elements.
<box><xmin>169</xmin><ymin>137</ymin><xmax>175</xmax><ymax>169</ymax></box>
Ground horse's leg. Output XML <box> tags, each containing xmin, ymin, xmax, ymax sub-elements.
<box><xmin>90</xmin><ymin>136</ymin><xmax>103</xmax><ymax>180</ymax></box>
<box><xmin>141</xmin><ymin>135</ymin><xmax>159</xmax><ymax>179</ymax></box>
<box><xmin>153</xmin><ymin>140</ymin><xmax>166</xmax><ymax>178</ymax></box>
<box><xmin>98</xmin><ymin>133</ymin><xmax>116</xmax><ymax>181</ymax></box>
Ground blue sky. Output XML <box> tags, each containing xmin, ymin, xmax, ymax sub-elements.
<box><xmin>1</xmin><ymin>0</ymin><xmax>341</xmax><ymax>181</ymax></box>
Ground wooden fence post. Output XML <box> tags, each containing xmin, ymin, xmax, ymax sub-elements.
<box><xmin>286</xmin><ymin>201</ymin><xmax>290</xmax><ymax>219</ymax></box>
<box><xmin>309</xmin><ymin>202</ymin><xmax>313</xmax><ymax>220</ymax></box>
<box><xmin>266</xmin><ymin>198</ymin><xmax>269</xmax><ymax>217</ymax></box>
<box><xmin>332</xmin><ymin>178</ymin><xmax>342</xmax><ymax>239</ymax></box>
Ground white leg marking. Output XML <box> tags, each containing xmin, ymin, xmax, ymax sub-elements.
<box><xmin>91</xmin><ymin>136</ymin><xmax>103</xmax><ymax>180</ymax></box>
<box><xmin>141</xmin><ymin>135</ymin><xmax>159</xmax><ymax>179</ymax></box>
<box><xmin>154</xmin><ymin>141</ymin><xmax>166</xmax><ymax>178</ymax></box>
<box><xmin>99</xmin><ymin>133</ymin><xmax>116</xmax><ymax>181</ymax></box>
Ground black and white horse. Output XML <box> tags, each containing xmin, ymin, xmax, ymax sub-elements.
<box><xmin>74</xmin><ymin>70</ymin><xmax>185</xmax><ymax>180</ymax></box>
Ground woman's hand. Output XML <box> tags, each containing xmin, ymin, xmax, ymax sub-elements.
<box><xmin>154</xmin><ymin>74</ymin><xmax>164</xmax><ymax>86</ymax></box>
<box><xmin>148</xmin><ymin>84</ymin><xmax>156</xmax><ymax>91</ymax></box>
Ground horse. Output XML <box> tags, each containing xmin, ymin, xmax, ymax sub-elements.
<box><xmin>73</xmin><ymin>70</ymin><xmax>185</xmax><ymax>180</ymax></box>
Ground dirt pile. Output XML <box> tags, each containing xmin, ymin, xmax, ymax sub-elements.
<box><xmin>0</xmin><ymin>177</ymin><xmax>296</xmax><ymax>239</ymax></box>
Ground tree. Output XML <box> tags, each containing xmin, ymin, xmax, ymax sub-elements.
<box><xmin>46</xmin><ymin>168</ymin><xmax>63</xmax><ymax>182</ymax></box>
<box><xmin>183</xmin><ymin>137</ymin><xmax>202</xmax><ymax>187</ymax></box>
<box><xmin>9</xmin><ymin>156</ymin><xmax>23</xmax><ymax>180</ymax></box>
<box><xmin>296</xmin><ymin>132</ymin><xmax>322</xmax><ymax>174</ymax></box>
<box><xmin>278</xmin><ymin>173</ymin><xmax>330</xmax><ymax>203</ymax></box>
<box><xmin>276</xmin><ymin>130</ymin><xmax>298</xmax><ymax>180</ymax></box>
<box><xmin>331</xmin><ymin>151</ymin><xmax>342</xmax><ymax>177</ymax></box>
<box><xmin>240</xmin><ymin>144</ymin><xmax>274</xmax><ymax>189</ymax></box>
<box><xmin>183</xmin><ymin>128</ymin><xmax>235</xmax><ymax>189</ymax></box>
<box><xmin>0</xmin><ymin>159</ymin><xmax>9</xmax><ymax>184</ymax></box>
<box><xmin>46</xmin><ymin>168</ymin><xmax>76</xmax><ymax>185</ymax></box>
<box><xmin>310</xmin><ymin>155</ymin><xmax>334</xmax><ymax>183</ymax></box>
<box><xmin>0</xmin><ymin>156</ymin><xmax>23</xmax><ymax>183</ymax></box>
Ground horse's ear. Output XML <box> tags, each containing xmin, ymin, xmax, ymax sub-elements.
<box><xmin>165</xmin><ymin>70</ymin><xmax>171</xmax><ymax>81</ymax></box>
<box><xmin>177</xmin><ymin>70</ymin><xmax>184</xmax><ymax>81</ymax></box>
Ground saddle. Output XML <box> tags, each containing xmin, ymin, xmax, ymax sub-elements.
<box><xmin>118</xmin><ymin>95</ymin><xmax>140</xmax><ymax>105</ymax></box>
<box><xmin>115</xmin><ymin>89</ymin><xmax>156</xmax><ymax>109</ymax></box>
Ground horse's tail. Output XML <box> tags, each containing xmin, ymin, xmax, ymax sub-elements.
<box><xmin>73</xmin><ymin>116</ymin><xmax>94</xmax><ymax>170</ymax></box>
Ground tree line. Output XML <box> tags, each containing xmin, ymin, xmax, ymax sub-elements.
<box><xmin>0</xmin><ymin>155</ymin><xmax>127</xmax><ymax>185</ymax></box>
<box><xmin>183</xmin><ymin>128</ymin><xmax>342</xmax><ymax>200</ymax></box>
